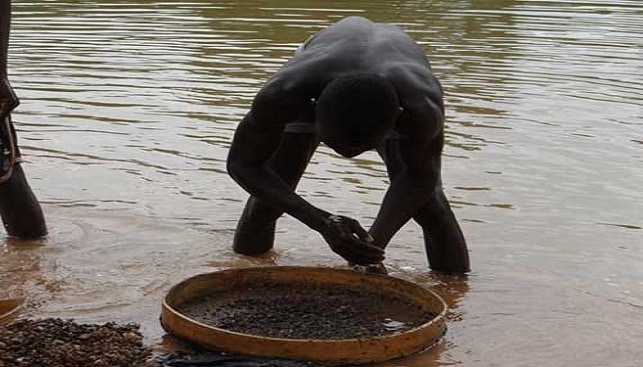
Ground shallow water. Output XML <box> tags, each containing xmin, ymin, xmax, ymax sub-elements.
<box><xmin>1</xmin><ymin>0</ymin><xmax>642</xmax><ymax>366</ymax></box>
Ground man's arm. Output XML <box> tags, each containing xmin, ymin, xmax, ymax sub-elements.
<box><xmin>227</xmin><ymin>87</ymin><xmax>384</xmax><ymax>264</ymax></box>
<box><xmin>227</xmin><ymin>89</ymin><xmax>330</xmax><ymax>232</ymax></box>
<box><xmin>368</xmin><ymin>96</ymin><xmax>444</xmax><ymax>248</ymax></box>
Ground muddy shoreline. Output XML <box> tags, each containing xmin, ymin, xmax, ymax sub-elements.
<box><xmin>0</xmin><ymin>317</ymin><xmax>324</xmax><ymax>367</ymax></box>
<box><xmin>0</xmin><ymin>318</ymin><xmax>159</xmax><ymax>367</ymax></box>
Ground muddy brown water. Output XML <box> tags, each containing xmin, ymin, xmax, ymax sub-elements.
<box><xmin>1</xmin><ymin>1</ymin><xmax>642</xmax><ymax>366</ymax></box>
<box><xmin>178</xmin><ymin>282</ymin><xmax>435</xmax><ymax>339</ymax></box>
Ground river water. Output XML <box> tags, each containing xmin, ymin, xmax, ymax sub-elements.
<box><xmin>1</xmin><ymin>0</ymin><xmax>642</xmax><ymax>366</ymax></box>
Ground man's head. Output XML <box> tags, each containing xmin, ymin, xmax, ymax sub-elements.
<box><xmin>316</xmin><ymin>73</ymin><xmax>400</xmax><ymax>158</ymax></box>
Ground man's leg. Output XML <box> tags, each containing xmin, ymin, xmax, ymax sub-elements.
<box><xmin>377</xmin><ymin>139</ymin><xmax>469</xmax><ymax>273</ymax></box>
<box><xmin>413</xmin><ymin>189</ymin><xmax>470</xmax><ymax>273</ymax></box>
<box><xmin>233</xmin><ymin>132</ymin><xmax>319</xmax><ymax>255</ymax></box>
<box><xmin>0</xmin><ymin>1</ymin><xmax>46</xmax><ymax>238</ymax></box>
<box><xmin>0</xmin><ymin>163</ymin><xmax>47</xmax><ymax>238</ymax></box>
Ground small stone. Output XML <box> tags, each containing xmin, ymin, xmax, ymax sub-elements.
<box><xmin>122</xmin><ymin>332</ymin><xmax>140</xmax><ymax>342</ymax></box>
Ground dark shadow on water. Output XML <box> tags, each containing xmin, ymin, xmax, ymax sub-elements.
<box><xmin>156</xmin><ymin>334</ymin><xmax>324</xmax><ymax>367</ymax></box>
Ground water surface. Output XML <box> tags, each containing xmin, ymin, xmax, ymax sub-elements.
<box><xmin>1</xmin><ymin>0</ymin><xmax>642</xmax><ymax>366</ymax></box>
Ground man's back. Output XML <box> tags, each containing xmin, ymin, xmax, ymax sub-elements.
<box><xmin>299</xmin><ymin>16</ymin><xmax>430</xmax><ymax>68</ymax></box>
<box><xmin>265</xmin><ymin>16</ymin><xmax>442</xmax><ymax>106</ymax></box>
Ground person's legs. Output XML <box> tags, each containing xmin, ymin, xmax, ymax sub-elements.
<box><xmin>377</xmin><ymin>139</ymin><xmax>469</xmax><ymax>273</ymax></box>
<box><xmin>0</xmin><ymin>2</ymin><xmax>46</xmax><ymax>238</ymax></box>
<box><xmin>0</xmin><ymin>163</ymin><xmax>47</xmax><ymax>238</ymax></box>
<box><xmin>413</xmin><ymin>190</ymin><xmax>470</xmax><ymax>273</ymax></box>
<box><xmin>233</xmin><ymin>132</ymin><xmax>319</xmax><ymax>255</ymax></box>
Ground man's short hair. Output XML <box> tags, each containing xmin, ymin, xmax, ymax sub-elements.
<box><xmin>316</xmin><ymin>72</ymin><xmax>399</xmax><ymax>142</ymax></box>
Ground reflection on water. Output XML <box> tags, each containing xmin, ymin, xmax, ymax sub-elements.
<box><xmin>2</xmin><ymin>0</ymin><xmax>642</xmax><ymax>366</ymax></box>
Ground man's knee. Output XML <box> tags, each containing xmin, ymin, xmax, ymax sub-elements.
<box><xmin>233</xmin><ymin>221</ymin><xmax>275</xmax><ymax>255</ymax></box>
<box><xmin>233</xmin><ymin>200</ymin><xmax>279</xmax><ymax>255</ymax></box>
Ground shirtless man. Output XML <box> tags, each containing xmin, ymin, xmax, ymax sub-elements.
<box><xmin>227</xmin><ymin>16</ymin><xmax>469</xmax><ymax>274</ymax></box>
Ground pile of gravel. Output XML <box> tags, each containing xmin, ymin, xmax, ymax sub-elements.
<box><xmin>0</xmin><ymin>318</ymin><xmax>157</xmax><ymax>367</ymax></box>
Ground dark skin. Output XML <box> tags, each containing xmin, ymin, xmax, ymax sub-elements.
<box><xmin>0</xmin><ymin>0</ymin><xmax>47</xmax><ymax>238</ymax></box>
<box><xmin>227</xmin><ymin>16</ymin><xmax>469</xmax><ymax>273</ymax></box>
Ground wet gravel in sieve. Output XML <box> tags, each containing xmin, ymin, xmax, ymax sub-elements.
<box><xmin>177</xmin><ymin>282</ymin><xmax>436</xmax><ymax>340</ymax></box>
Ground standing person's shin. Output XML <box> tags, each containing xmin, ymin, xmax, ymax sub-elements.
<box><xmin>0</xmin><ymin>164</ymin><xmax>46</xmax><ymax>238</ymax></box>
<box><xmin>414</xmin><ymin>189</ymin><xmax>469</xmax><ymax>274</ymax></box>
<box><xmin>233</xmin><ymin>197</ymin><xmax>281</xmax><ymax>255</ymax></box>
<box><xmin>0</xmin><ymin>0</ymin><xmax>46</xmax><ymax>238</ymax></box>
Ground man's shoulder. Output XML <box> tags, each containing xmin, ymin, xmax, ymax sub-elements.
<box><xmin>383</xmin><ymin>63</ymin><xmax>442</xmax><ymax>100</ymax></box>
<box><xmin>389</xmin><ymin>66</ymin><xmax>445</xmax><ymax>142</ymax></box>
<box><xmin>394</xmin><ymin>94</ymin><xmax>444</xmax><ymax>143</ymax></box>
<box><xmin>250</xmin><ymin>76</ymin><xmax>313</xmax><ymax>123</ymax></box>
<box><xmin>254</xmin><ymin>70</ymin><xmax>313</xmax><ymax>105</ymax></box>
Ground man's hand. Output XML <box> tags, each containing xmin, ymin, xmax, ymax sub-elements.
<box><xmin>321</xmin><ymin>215</ymin><xmax>385</xmax><ymax>265</ymax></box>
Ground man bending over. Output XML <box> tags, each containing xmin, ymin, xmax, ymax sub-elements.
<box><xmin>227</xmin><ymin>16</ymin><xmax>470</xmax><ymax>274</ymax></box>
